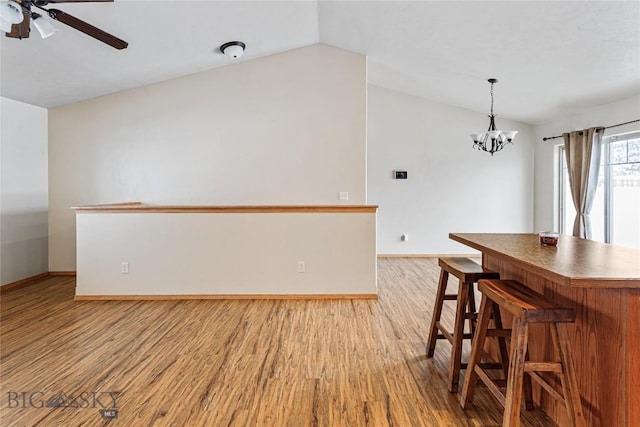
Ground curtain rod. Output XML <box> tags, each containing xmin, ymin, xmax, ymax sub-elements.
<box><xmin>541</xmin><ymin>119</ymin><xmax>640</xmax><ymax>141</ymax></box>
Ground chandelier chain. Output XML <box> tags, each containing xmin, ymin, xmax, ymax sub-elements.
<box><xmin>490</xmin><ymin>82</ymin><xmax>494</xmax><ymax>116</ymax></box>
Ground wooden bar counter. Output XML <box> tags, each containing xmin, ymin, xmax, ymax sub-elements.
<box><xmin>450</xmin><ymin>233</ymin><xmax>640</xmax><ymax>427</ymax></box>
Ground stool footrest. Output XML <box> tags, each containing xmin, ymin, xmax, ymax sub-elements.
<box><xmin>477</xmin><ymin>362</ymin><xmax>504</xmax><ymax>370</ymax></box>
<box><xmin>443</xmin><ymin>295</ymin><xmax>458</xmax><ymax>301</ymax></box>
<box><xmin>486</xmin><ymin>329</ymin><xmax>512</xmax><ymax>338</ymax></box>
<box><xmin>460</xmin><ymin>362</ymin><xmax>503</xmax><ymax>370</ymax></box>
<box><xmin>475</xmin><ymin>378</ymin><xmax>508</xmax><ymax>389</ymax></box>
<box><xmin>435</xmin><ymin>321</ymin><xmax>454</xmax><ymax>344</ymax></box>
<box><xmin>528</xmin><ymin>372</ymin><xmax>565</xmax><ymax>402</ymax></box>
<box><xmin>436</xmin><ymin>333</ymin><xmax>450</xmax><ymax>341</ymax></box>
<box><xmin>474</xmin><ymin>365</ymin><xmax>507</xmax><ymax>407</ymax></box>
<box><xmin>435</xmin><ymin>329</ymin><xmax>473</xmax><ymax>343</ymax></box>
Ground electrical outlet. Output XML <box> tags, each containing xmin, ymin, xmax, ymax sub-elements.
<box><xmin>121</xmin><ymin>262</ymin><xmax>129</xmax><ymax>274</ymax></box>
<box><xmin>339</xmin><ymin>192</ymin><xmax>349</xmax><ymax>201</ymax></box>
<box><xmin>297</xmin><ymin>261</ymin><xmax>306</xmax><ymax>273</ymax></box>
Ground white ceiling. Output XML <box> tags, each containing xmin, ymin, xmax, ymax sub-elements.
<box><xmin>1</xmin><ymin>0</ymin><xmax>639</xmax><ymax>124</ymax></box>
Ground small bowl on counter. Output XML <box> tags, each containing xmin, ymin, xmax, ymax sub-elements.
<box><xmin>539</xmin><ymin>231</ymin><xmax>559</xmax><ymax>246</ymax></box>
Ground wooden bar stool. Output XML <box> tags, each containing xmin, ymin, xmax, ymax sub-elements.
<box><xmin>460</xmin><ymin>279</ymin><xmax>586</xmax><ymax>427</ymax></box>
<box><xmin>426</xmin><ymin>257</ymin><xmax>500</xmax><ymax>393</ymax></box>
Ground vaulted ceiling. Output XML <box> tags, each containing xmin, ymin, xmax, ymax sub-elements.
<box><xmin>1</xmin><ymin>0</ymin><xmax>638</xmax><ymax>123</ymax></box>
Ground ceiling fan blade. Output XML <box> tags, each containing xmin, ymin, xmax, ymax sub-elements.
<box><xmin>34</xmin><ymin>0</ymin><xmax>113</xmax><ymax>4</ymax></box>
<box><xmin>48</xmin><ymin>8</ymin><xmax>127</xmax><ymax>49</ymax></box>
<box><xmin>5</xmin><ymin>12</ymin><xmax>31</xmax><ymax>39</ymax></box>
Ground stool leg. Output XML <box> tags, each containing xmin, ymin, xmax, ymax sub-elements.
<box><xmin>523</xmin><ymin>353</ymin><xmax>534</xmax><ymax>411</ymax></box>
<box><xmin>459</xmin><ymin>294</ymin><xmax>493</xmax><ymax>409</ymax></box>
<box><xmin>551</xmin><ymin>323</ymin><xmax>586</xmax><ymax>427</ymax></box>
<box><xmin>447</xmin><ymin>279</ymin><xmax>471</xmax><ymax>393</ymax></box>
<box><xmin>491</xmin><ymin>304</ymin><xmax>511</xmax><ymax>382</ymax></box>
<box><xmin>503</xmin><ymin>317</ymin><xmax>529</xmax><ymax>427</ymax></box>
<box><xmin>426</xmin><ymin>269</ymin><xmax>449</xmax><ymax>357</ymax></box>
<box><xmin>467</xmin><ymin>286</ymin><xmax>477</xmax><ymax>335</ymax></box>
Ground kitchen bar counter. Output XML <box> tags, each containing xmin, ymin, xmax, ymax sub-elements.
<box><xmin>450</xmin><ymin>233</ymin><xmax>640</xmax><ymax>288</ymax></box>
<box><xmin>450</xmin><ymin>233</ymin><xmax>640</xmax><ymax>426</ymax></box>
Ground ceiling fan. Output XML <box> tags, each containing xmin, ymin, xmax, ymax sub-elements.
<box><xmin>0</xmin><ymin>0</ymin><xmax>127</xmax><ymax>49</ymax></box>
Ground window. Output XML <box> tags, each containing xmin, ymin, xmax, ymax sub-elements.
<box><xmin>559</xmin><ymin>131</ymin><xmax>640</xmax><ymax>249</ymax></box>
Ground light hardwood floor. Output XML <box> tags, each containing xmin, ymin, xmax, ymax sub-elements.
<box><xmin>0</xmin><ymin>258</ymin><xmax>555</xmax><ymax>426</ymax></box>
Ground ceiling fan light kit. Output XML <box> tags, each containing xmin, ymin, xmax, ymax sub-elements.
<box><xmin>1</xmin><ymin>0</ymin><xmax>127</xmax><ymax>49</ymax></box>
<box><xmin>470</xmin><ymin>78</ymin><xmax>518</xmax><ymax>156</ymax></box>
<box><xmin>31</xmin><ymin>12</ymin><xmax>56</xmax><ymax>38</ymax></box>
<box><xmin>220</xmin><ymin>41</ymin><xmax>245</xmax><ymax>59</ymax></box>
<box><xmin>0</xmin><ymin>16</ymin><xmax>14</xmax><ymax>32</ymax></box>
<box><xmin>0</xmin><ymin>1</ymin><xmax>23</xmax><ymax>32</ymax></box>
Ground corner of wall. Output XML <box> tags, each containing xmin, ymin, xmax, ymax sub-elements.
<box><xmin>1</xmin><ymin>97</ymin><xmax>49</xmax><ymax>285</ymax></box>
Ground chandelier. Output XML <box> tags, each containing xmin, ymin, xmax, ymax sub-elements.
<box><xmin>470</xmin><ymin>78</ymin><xmax>517</xmax><ymax>155</ymax></box>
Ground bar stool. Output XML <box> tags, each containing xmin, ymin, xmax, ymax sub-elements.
<box><xmin>426</xmin><ymin>257</ymin><xmax>500</xmax><ymax>393</ymax></box>
<box><xmin>460</xmin><ymin>279</ymin><xmax>586</xmax><ymax>427</ymax></box>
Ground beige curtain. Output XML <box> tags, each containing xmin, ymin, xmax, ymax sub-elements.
<box><xmin>562</xmin><ymin>127</ymin><xmax>605</xmax><ymax>239</ymax></box>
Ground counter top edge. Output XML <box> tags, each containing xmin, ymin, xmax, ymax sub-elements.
<box><xmin>72</xmin><ymin>202</ymin><xmax>378</xmax><ymax>213</ymax></box>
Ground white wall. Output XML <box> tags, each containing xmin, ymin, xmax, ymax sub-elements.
<box><xmin>367</xmin><ymin>85</ymin><xmax>534</xmax><ymax>254</ymax></box>
<box><xmin>49</xmin><ymin>44</ymin><xmax>367</xmax><ymax>271</ymax></box>
<box><xmin>76</xmin><ymin>210</ymin><xmax>377</xmax><ymax>297</ymax></box>
<box><xmin>533</xmin><ymin>94</ymin><xmax>640</xmax><ymax>232</ymax></box>
<box><xmin>0</xmin><ymin>97</ymin><xmax>48</xmax><ymax>285</ymax></box>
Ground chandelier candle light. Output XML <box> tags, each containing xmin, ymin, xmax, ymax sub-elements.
<box><xmin>470</xmin><ymin>78</ymin><xmax>517</xmax><ymax>156</ymax></box>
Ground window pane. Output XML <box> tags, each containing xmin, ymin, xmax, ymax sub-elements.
<box><xmin>611</xmin><ymin>163</ymin><xmax>640</xmax><ymax>248</ymax></box>
<box><xmin>589</xmin><ymin>166</ymin><xmax>605</xmax><ymax>242</ymax></box>
<box><xmin>610</xmin><ymin>140</ymin><xmax>627</xmax><ymax>164</ymax></box>
<box><xmin>563</xmin><ymin>165</ymin><xmax>576</xmax><ymax>234</ymax></box>
<box><xmin>628</xmin><ymin>138</ymin><xmax>640</xmax><ymax>162</ymax></box>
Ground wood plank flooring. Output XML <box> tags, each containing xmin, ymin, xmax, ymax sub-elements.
<box><xmin>0</xmin><ymin>258</ymin><xmax>555</xmax><ymax>426</ymax></box>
